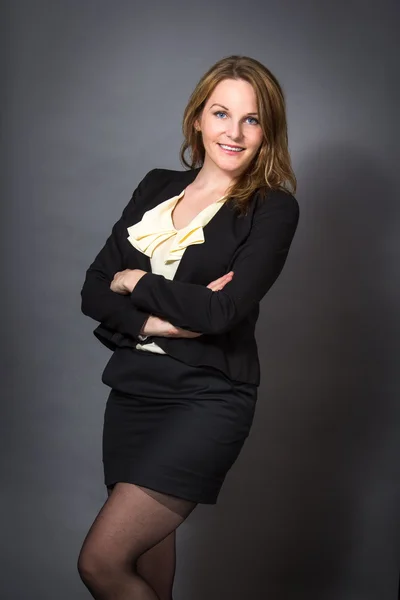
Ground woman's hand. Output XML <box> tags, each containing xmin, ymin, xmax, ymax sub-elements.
<box><xmin>143</xmin><ymin>315</ymin><xmax>202</xmax><ymax>338</ymax></box>
<box><xmin>206</xmin><ymin>271</ymin><xmax>234</xmax><ymax>292</ymax></box>
<box><xmin>110</xmin><ymin>269</ymin><xmax>147</xmax><ymax>294</ymax></box>
<box><xmin>140</xmin><ymin>271</ymin><xmax>234</xmax><ymax>338</ymax></box>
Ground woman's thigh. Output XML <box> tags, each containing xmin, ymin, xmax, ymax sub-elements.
<box><xmin>78</xmin><ymin>482</ymin><xmax>196</xmax><ymax>573</ymax></box>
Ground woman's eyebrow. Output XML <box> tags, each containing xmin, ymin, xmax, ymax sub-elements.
<box><xmin>210</xmin><ymin>102</ymin><xmax>259</xmax><ymax>116</ymax></box>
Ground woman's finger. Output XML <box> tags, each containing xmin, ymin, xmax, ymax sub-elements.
<box><xmin>207</xmin><ymin>272</ymin><xmax>233</xmax><ymax>289</ymax></box>
<box><xmin>216</xmin><ymin>272</ymin><xmax>233</xmax><ymax>283</ymax></box>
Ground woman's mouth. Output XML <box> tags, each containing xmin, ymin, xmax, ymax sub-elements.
<box><xmin>218</xmin><ymin>143</ymin><xmax>245</xmax><ymax>155</ymax></box>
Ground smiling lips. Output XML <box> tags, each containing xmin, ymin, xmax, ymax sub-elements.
<box><xmin>218</xmin><ymin>143</ymin><xmax>245</xmax><ymax>153</ymax></box>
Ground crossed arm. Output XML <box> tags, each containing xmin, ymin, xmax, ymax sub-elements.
<box><xmin>81</xmin><ymin>182</ymin><xmax>299</xmax><ymax>340</ymax></box>
<box><xmin>128</xmin><ymin>191</ymin><xmax>300</xmax><ymax>335</ymax></box>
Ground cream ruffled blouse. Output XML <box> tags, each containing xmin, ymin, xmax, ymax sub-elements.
<box><xmin>127</xmin><ymin>187</ymin><xmax>227</xmax><ymax>354</ymax></box>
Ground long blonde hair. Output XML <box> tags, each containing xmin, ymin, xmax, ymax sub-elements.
<box><xmin>180</xmin><ymin>55</ymin><xmax>297</xmax><ymax>214</ymax></box>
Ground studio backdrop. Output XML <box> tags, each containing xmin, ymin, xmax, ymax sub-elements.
<box><xmin>1</xmin><ymin>1</ymin><xmax>399</xmax><ymax>599</ymax></box>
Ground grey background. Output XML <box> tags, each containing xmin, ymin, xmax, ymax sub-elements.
<box><xmin>1</xmin><ymin>1</ymin><xmax>399</xmax><ymax>599</ymax></box>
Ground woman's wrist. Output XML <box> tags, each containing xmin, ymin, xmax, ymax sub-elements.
<box><xmin>140</xmin><ymin>315</ymin><xmax>179</xmax><ymax>338</ymax></box>
<box><xmin>124</xmin><ymin>269</ymin><xmax>147</xmax><ymax>294</ymax></box>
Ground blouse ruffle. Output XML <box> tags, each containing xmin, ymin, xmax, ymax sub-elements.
<box><xmin>127</xmin><ymin>189</ymin><xmax>226</xmax><ymax>263</ymax></box>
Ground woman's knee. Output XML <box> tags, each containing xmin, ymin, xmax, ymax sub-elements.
<box><xmin>77</xmin><ymin>545</ymin><xmax>102</xmax><ymax>584</ymax></box>
<box><xmin>77</xmin><ymin>545</ymin><xmax>123</xmax><ymax>590</ymax></box>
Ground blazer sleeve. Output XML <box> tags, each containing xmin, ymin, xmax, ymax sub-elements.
<box><xmin>129</xmin><ymin>190</ymin><xmax>300</xmax><ymax>335</ymax></box>
<box><xmin>80</xmin><ymin>169</ymin><xmax>158</xmax><ymax>340</ymax></box>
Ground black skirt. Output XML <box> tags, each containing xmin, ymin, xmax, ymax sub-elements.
<box><xmin>101</xmin><ymin>346</ymin><xmax>258</xmax><ymax>504</ymax></box>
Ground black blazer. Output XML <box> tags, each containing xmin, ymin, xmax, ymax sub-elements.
<box><xmin>80</xmin><ymin>167</ymin><xmax>300</xmax><ymax>386</ymax></box>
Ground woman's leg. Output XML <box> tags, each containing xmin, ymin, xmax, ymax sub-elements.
<box><xmin>106</xmin><ymin>485</ymin><xmax>177</xmax><ymax>600</ymax></box>
<box><xmin>77</xmin><ymin>482</ymin><xmax>196</xmax><ymax>600</ymax></box>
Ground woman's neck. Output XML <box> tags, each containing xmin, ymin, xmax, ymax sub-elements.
<box><xmin>192</xmin><ymin>161</ymin><xmax>239</xmax><ymax>196</ymax></box>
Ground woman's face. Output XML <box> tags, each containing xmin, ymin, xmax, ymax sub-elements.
<box><xmin>194</xmin><ymin>78</ymin><xmax>264</xmax><ymax>178</ymax></box>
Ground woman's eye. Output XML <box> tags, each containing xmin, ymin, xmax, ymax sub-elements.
<box><xmin>214</xmin><ymin>111</ymin><xmax>259</xmax><ymax>125</ymax></box>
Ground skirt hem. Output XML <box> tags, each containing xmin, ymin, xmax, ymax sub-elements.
<box><xmin>104</xmin><ymin>470</ymin><xmax>220</xmax><ymax>505</ymax></box>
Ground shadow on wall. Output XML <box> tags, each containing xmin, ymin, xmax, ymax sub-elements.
<box><xmin>175</xmin><ymin>143</ymin><xmax>399</xmax><ymax>600</ymax></box>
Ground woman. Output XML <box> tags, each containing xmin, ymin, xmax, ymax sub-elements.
<box><xmin>78</xmin><ymin>55</ymin><xmax>299</xmax><ymax>600</ymax></box>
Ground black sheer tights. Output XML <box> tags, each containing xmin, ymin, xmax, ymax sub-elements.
<box><xmin>77</xmin><ymin>482</ymin><xmax>197</xmax><ymax>600</ymax></box>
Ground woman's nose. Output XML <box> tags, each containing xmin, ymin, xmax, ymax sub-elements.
<box><xmin>226</xmin><ymin>122</ymin><xmax>243</xmax><ymax>141</ymax></box>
